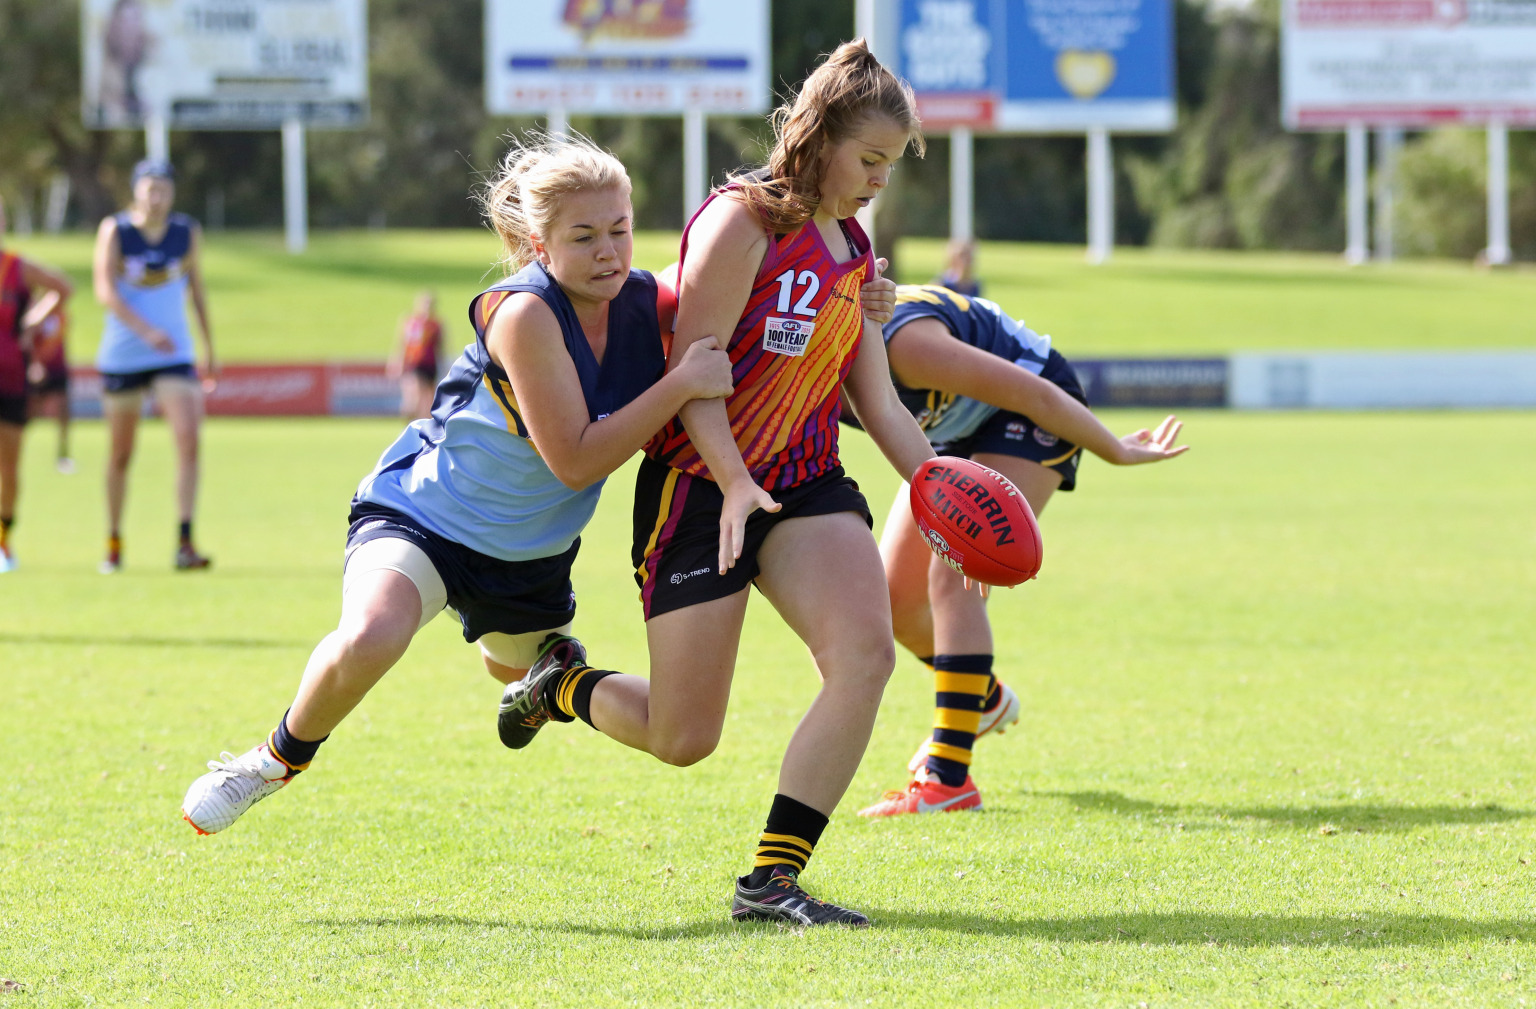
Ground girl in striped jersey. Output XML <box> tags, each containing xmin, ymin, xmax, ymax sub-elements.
<box><xmin>498</xmin><ymin>39</ymin><xmax>938</xmax><ymax>927</ymax></box>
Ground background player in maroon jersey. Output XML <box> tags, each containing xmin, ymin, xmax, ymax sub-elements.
<box><xmin>387</xmin><ymin>290</ymin><xmax>443</xmax><ymax>420</ymax></box>
<box><xmin>0</xmin><ymin>195</ymin><xmax>74</xmax><ymax>571</ymax></box>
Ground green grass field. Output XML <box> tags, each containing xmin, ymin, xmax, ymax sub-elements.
<box><xmin>7</xmin><ymin>230</ymin><xmax>1534</xmax><ymax>363</ymax></box>
<box><xmin>3</xmin><ymin>408</ymin><xmax>1534</xmax><ymax>1006</ymax></box>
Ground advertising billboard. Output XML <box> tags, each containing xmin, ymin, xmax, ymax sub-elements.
<box><xmin>895</xmin><ymin>0</ymin><xmax>1176</xmax><ymax>132</ymax></box>
<box><xmin>1283</xmin><ymin>0</ymin><xmax>1536</xmax><ymax>128</ymax></box>
<box><xmin>485</xmin><ymin>0</ymin><xmax>770</xmax><ymax>115</ymax></box>
<box><xmin>81</xmin><ymin>0</ymin><xmax>368</xmax><ymax>129</ymax></box>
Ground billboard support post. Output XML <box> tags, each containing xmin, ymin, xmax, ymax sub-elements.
<box><xmin>1086</xmin><ymin>127</ymin><xmax>1113</xmax><ymax>264</ymax></box>
<box><xmin>1487</xmin><ymin>122</ymin><xmax>1511</xmax><ymax>266</ymax></box>
<box><xmin>547</xmin><ymin>108</ymin><xmax>569</xmax><ymax>140</ymax></box>
<box><xmin>282</xmin><ymin>118</ymin><xmax>307</xmax><ymax>255</ymax></box>
<box><xmin>144</xmin><ymin>114</ymin><xmax>169</xmax><ymax>162</ymax></box>
<box><xmin>683</xmin><ymin>108</ymin><xmax>707</xmax><ymax>222</ymax></box>
<box><xmin>1345</xmin><ymin>123</ymin><xmax>1368</xmax><ymax>265</ymax></box>
<box><xmin>1374</xmin><ymin>126</ymin><xmax>1401</xmax><ymax>262</ymax></box>
<box><xmin>950</xmin><ymin>127</ymin><xmax>973</xmax><ymax>242</ymax></box>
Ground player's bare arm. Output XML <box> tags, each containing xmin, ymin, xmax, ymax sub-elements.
<box><xmin>18</xmin><ymin>259</ymin><xmax>72</xmax><ymax>334</ymax></box>
<box><xmin>842</xmin><ymin>317</ymin><xmax>936</xmax><ymax>481</ymax></box>
<box><xmin>887</xmin><ymin>316</ymin><xmax>1188</xmax><ymax>464</ymax></box>
<box><xmin>492</xmin><ymin>293</ymin><xmax>732</xmax><ymax>491</ymax></box>
<box><xmin>185</xmin><ymin>225</ymin><xmax>218</xmax><ymax>382</ymax></box>
<box><xmin>670</xmin><ymin>194</ymin><xmax>782</xmax><ymax>572</ymax></box>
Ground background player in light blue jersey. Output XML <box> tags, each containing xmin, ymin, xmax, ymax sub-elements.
<box><xmin>91</xmin><ymin>159</ymin><xmax>218</xmax><ymax>572</ymax></box>
<box><xmin>852</xmin><ymin>284</ymin><xmax>1188</xmax><ymax>817</ymax></box>
<box><xmin>180</xmin><ymin>136</ymin><xmax>733</xmax><ymax>836</ymax></box>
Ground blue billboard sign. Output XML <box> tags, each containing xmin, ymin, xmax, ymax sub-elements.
<box><xmin>895</xmin><ymin>0</ymin><xmax>1176</xmax><ymax>132</ymax></box>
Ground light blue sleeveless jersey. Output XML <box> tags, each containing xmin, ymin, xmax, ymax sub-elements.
<box><xmin>352</xmin><ymin>263</ymin><xmax>667</xmax><ymax>562</ymax></box>
<box><xmin>97</xmin><ymin>212</ymin><xmax>197</xmax><ymax>374</ymax></box>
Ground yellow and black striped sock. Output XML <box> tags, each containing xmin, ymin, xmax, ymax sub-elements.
<box><xmin>923</xmin><ymin>653</ymin><xmax>995</xmax><ymax>787</ymax></box>
<box><xmin>548</xmin><ymin>665</ymin><xmax>616</xmax><ymax>728</ymax></box>
<box><xmin>0</xmin><ymin>516</ymin><xmax>12</xmax><ymax>550</ymax></box>
<box><xmin>746</xmin><ymin>793</ymin><xmax>828</xmax><ymax>886</ymax></box>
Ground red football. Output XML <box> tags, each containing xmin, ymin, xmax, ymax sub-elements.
<box><xmin>909</xmin><ymin>456</ymin><xmax>1043</xmax><ymax>587</ymax></box>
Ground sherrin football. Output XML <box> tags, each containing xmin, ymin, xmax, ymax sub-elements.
<box><xmin>909</xmin><ymin>456</ymin><xmax>1043</xmax><ymax>587</ymax></box>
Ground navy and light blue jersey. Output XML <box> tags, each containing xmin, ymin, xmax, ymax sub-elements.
<box><xmin>352</xmin><ymin>262</ymin><xmax>667</xmax><ymax>562</ymax></box>
<box><xmin>886</xmin><ymin>284</ymin><xmax>1053</xmax><ymax>446</ymax></box>
<box><xmin>98</xmin><ymin>212</ymin><xmax>198</xmax><ymax>374</ymax></box>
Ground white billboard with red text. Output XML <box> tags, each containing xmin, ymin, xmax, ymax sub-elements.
<box><xmin>1283</xmin><ymin>0</ymin><xmax>1536</xmax><ymax>128</ymax></box>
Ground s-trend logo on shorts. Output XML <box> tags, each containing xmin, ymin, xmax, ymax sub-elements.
<box><xmin>1033</xmin><ymin>428</ymin><xmax>1060</xmax><ymax>448</ymax></box>
<box><xmin>763</xmin><ymin>317</ymin><xmax>814</xmax><ymax>357</ymax></box>
<box><xmin>669</xmin><ymin>566</ymin><xmax>713</xmax><ymax>585</ymax></box>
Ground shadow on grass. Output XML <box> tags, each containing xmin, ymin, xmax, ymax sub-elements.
<box><xmin>306</xmin><ymin>911</ymin><xmax>1534</xmax><ymax>945</ymax></box>
<box><xmin>1038</xmin><ymin>791</ymin><xmax>1532</xmax><ymax>833</ymax></box>
<box><xmin>0</xmin><ymin>631</ymin><xmax>307</xmax><ymax>650</ymax></box>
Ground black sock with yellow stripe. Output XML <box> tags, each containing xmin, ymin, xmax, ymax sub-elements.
<box><xmin>268</xmin><ymin>709</ymin><xmax>327</xmax><ymax>775</ymax></box>
<box><xmin>923</xmin><ymin>653</ymin><xmax>995</xmax><ymax>787</ymax></box>
<box><xmin>546</xmin><ymin>665</ymin><xmax>617</xmax><ymax>729</ymax></box>
<box><xmin>745</xmin><ymin>793</ymin><xmax>828</xmax><ymax>887</ymax></box>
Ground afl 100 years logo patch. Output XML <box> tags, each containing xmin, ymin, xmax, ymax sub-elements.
<box><xmin>763</xmin><ymin>317</ymin><xmax>814</xmax><ymax>357</ymax></box>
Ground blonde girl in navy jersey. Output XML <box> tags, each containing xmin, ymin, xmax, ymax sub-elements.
<box><xmin>180</xmin><ymin>135</ymin><xmax>733</xmax><ymax>836</ymax></box>
<box><xmin>497</xmin><ymin>40</ymin><xmax>938</xmax><ymax>926</ymax></box>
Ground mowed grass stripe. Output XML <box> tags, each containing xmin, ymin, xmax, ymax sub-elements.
<box><xmin>2</xmin><ymin>411</ymin><xmax>1533</xmax><ymax>1006</ymax></box>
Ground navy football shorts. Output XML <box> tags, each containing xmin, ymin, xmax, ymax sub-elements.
<box><xmin>932</xmin><ymin>349</ymin><xmax>1089</xmax><ymax>492</ymax></box>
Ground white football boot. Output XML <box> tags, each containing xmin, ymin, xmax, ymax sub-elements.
<box><xmin>181</xmin><ymin>743</ymin><xmax>293</xmax><ymax>834</ymax></box>
<box><xmin>907</xmin><ymin>680</ymin><xmax>1022</xmax><ymax>776</ymax></box>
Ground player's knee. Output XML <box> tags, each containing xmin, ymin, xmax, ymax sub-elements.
<box><xmin>334</xmin><ymin>613</ymin><xmax>412</xmax><ymax>674</ymax></box>
<box><xmin>820</xmin><ymin>631</ymin><xmax>896</xmax><ymax>692</ymax></box>
<box><xmin>652</xmin><ymin>730</ymin><xmax>718</xmax><ymax>767</ymax></box>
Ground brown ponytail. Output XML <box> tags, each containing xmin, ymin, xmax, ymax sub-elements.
<box><xmin>731</xmin><ymin>38</ymin><xmax>924</xmax><ymax>234</ymax></box>
<box><xmin>479</xmin><ymin>131</ymin><xmax>632</xmax><ymax>274</ymax></box>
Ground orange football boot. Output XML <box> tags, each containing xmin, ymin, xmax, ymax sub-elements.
<box><xmin>857</xmin><ymin>768</ymin><xmax>982</xmax><ymax>817</ymax></box>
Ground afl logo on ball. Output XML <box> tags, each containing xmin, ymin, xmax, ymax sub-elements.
<box><xmin>925</xmin><ymin>528</ymin><xmax>950</xmax><ymax>554</ymax></box>
<box><xmin>1033</xmin><ymin>429</ymin><xmax>1059</xmax><ymax>448</ymax></box>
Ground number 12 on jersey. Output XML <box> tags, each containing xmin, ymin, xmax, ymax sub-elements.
<box><xmin>773</xmin><ymin>269</ymin><xmax>820</xmax><ymax>317</ymax></box>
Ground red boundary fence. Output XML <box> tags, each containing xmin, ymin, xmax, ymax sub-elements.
<box><xmin>66</xmin><ymin>363</ymin><xmax>404</xmax><ymax>418</ymax></box>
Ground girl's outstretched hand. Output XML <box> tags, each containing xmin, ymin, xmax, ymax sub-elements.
<box><xmin>717</xmin><ymin>478</ymin><xmax>781</xmax><ymax>574</ymax></box>
<box><xmin>1113</xmin><ymin>415</ymin><xmax>1189</xmax><ymax>465</ymax></box>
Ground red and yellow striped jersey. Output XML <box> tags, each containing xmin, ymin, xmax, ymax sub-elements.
<box><xmin>646</xmin><ymin>190</ymin><xmax>871</xmax><ymax>491</ymax></box>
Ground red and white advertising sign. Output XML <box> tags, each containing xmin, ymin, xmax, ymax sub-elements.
<box><xmin>485</xmin><ymin>0</ymin><xmax>769</xmax><ymax>115</ymax></box>
<box><xmin>1283</xmin><ymin>0</ymin><xmax>1536</xmax><ymax>128</ymax></box>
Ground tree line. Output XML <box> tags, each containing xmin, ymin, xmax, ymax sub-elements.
<box><xmin>0</xmin><ymin>0</ymin><xmax>1529</xmax><ymax>260</ymax></box>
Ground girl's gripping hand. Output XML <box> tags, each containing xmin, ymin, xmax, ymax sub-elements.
<box><xmin>859</xmin><ymin>258</ymin><xmax>896</xmax><ymax>325</ymax></box>
<box><xmin>673</xmin><ymin>336</ymin><xmax>734</xmax><ymax>401</ymax></box>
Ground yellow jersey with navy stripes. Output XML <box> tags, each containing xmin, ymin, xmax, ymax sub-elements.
<box><xmin>884</xmin><ymin>284</ymin><xmax>1053</xmax><ymax>445</ymax></box>
<box><xmin>352</xmin><ymin>262</ymin><xmax>667</xmax><ymax>561</ymax></box>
